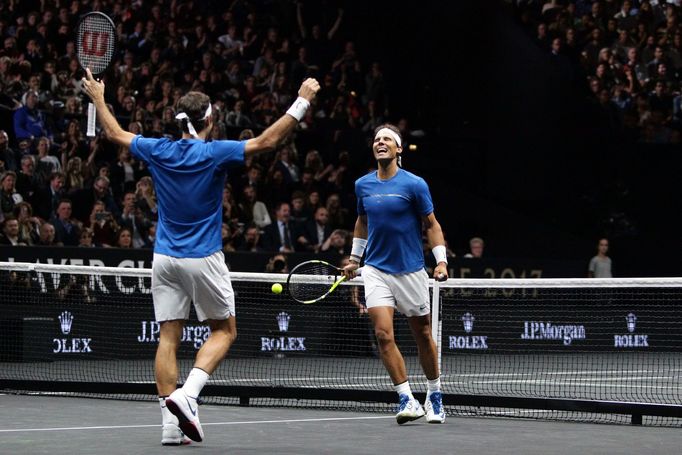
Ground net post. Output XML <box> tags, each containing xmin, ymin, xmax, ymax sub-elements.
<box><xmin>431</xmin><ymin>279</ymin><xmax>442</xmax><ymax>371</ymax></box>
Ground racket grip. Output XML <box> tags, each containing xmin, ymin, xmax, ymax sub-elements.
<box><xmin>86</xmin><ymin>102</ymin><xmax>96</xmax><ymax>137</ymax></box>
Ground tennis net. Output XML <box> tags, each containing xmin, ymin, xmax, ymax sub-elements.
<box><xmin>0</xmin><ymin>262</ymin><xmax>680</xmax><ymax>426</ymax></box>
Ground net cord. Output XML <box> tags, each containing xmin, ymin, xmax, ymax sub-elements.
<box><xmin>1</xmin><ymin>262</ymin><xmax>681</xmax><ymax>288</ymax></box>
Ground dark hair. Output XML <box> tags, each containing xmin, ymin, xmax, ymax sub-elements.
<box><xmin>176</xmin><ymin>91</ymin><xmax>211</xmax><ymax>135</ymax></box>
<box><xmin>373</xmin><ymin>123</ymin><xmax>402</xmax><ymax>146</ymax></box>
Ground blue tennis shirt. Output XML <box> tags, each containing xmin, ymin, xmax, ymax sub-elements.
<box><xmin>129</xmin><ymin>136</ymin><xmax>245</xmax><ymax>258</ymax></box>
<box><xmin>355</xmin><ymin>168</ymin><xmax>434</xmax><ymax>274</ymax></box>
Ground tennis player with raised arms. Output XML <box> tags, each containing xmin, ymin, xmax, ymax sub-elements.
<box><xmin>342</xmin><ymin>123</ymin><xmax>449</xmax><ymax>424</ymax></box>
<box><xmin>82</xmin><ymin>68</ymin><xmax>320</xmax><ymax>445</ymax></box>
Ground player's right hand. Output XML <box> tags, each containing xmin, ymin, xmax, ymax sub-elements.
<box><xmin>342</xmin><ymin>261</ymin><xmax>359</xmax><ymax>280</ymax></box>
<box><xmin>298</xmin><ymin>78</ymin><xmax>320</xmax><ymax>102</ymax></box>
<box><xmin>82</xmin><ymin>68</ymin><xmax>105</xmax><ymax>103</ymax></box>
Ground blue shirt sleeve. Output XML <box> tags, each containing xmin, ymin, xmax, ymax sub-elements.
<box><xmin>356</xmin><ymin>180</ymin><xmax>366</xmax><ymax>216</ymax></box>
<box><xmin>414</xmin><ymin>177</ymin><xmax>434</xmax><ymax>216</ymax></box>
<box><xmin>130</xmin><ymin>135</ymin><xmax>161</xmax><ymax>163</ymax></box>
<box><xmin>211</xmin><ymin>140</ymin><xmax>246</xmax><ymax>169</ymax></box>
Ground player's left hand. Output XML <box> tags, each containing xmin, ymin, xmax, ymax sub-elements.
<box><xmin>82</xmin><ymin>68</ymin><xmax>105</xmax><ymax>103</ymax></box>
<box><xmin>434</xmin><ymin>263</ymin><xmax>448</xmax><ymax>282</ymax></box>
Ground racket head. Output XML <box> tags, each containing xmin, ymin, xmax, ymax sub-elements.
<box><xmin>75</xmin><ymin>12</ymin><xmax>116</xmax><ymax>77</ymax></box>
<box><xmin>286</xmin><ymin>260</ymin><xmax>344</xmax><ymax>304</ymax></box>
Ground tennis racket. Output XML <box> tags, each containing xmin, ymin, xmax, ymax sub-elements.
<box><xmin>75</xmin><ymin>12</ymin><xmax>116</xmax><ymax>137</ymax></box>
<box><xmin>287</xmin><ymin>260</ymin><xmax>363</xmax><ymax>304</ymax></box>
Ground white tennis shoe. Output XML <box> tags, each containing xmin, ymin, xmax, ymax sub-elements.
<box><xmin>424</xmin><ymin>391</ymin><xmax>446</xmax><ymax>423</ymax></box>
<box><xmin>396</xmin><ymin>394</ymin><xmax>425</xmax><ymax>424</ymax></box>
<box><xmin>165</xmin><ymin>388</ymin><xmax>204</xmax><ymax>442</ymax></box>
<box><xmin>161</xmin><ymin>423</ymin><xmax>191</xmax><ymax>446</ymax></box>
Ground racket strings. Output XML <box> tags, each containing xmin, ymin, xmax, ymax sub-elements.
<box><xmin>76</xmin><ymin>15</ymin><xmax>115</xmax><ymax>74</ymax></box>
<box><xmin>288</xmin><ymin>262</ymin><xmax>339</xmax><ymax>302</ymax></box>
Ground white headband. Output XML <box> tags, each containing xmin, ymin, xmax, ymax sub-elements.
<box><xmin>375</xmin><ymin>128</ymin><xmax>402</xmax><ymax>148</ymax></box>
<box><xmin>176</xmin><ymin>103</ymin><xmax>212</xmax><ymax>138</ymax></box>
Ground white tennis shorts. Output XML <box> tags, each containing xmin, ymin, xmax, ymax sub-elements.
<box><xmin>363</xmin><ymin>265</ymin><xmax>430</xmax><ymax>317</ymax></box>
<box><xmin>152</xmin><ymin>251</ymin><xmax>235</xmax><ymax>322</ymax></box>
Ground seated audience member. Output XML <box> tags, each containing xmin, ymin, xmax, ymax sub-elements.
<box><xmin>464</xmin><ymin>237</ymin><xmax>485</xmax><ymax>258</ymax></box>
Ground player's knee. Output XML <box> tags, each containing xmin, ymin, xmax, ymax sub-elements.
<box><xmin>374</xmin><ymin>328</ymin><xmax>395</xmax><ymax>346</ymax></box>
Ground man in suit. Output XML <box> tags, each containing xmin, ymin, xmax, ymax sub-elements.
<box><xmin>261</xmin><ymin>201</ymin><xmax>299</xmax><ymax>252</ymax></box>
<box><xmin>31</xmin><ymin>171</ymin><xmax>65</xmax><ymax>221</ymax></box>
<box><xmin>298</xmin><ymin>205</ymin><xmax>333</xmax><ymax>252</ymax></box>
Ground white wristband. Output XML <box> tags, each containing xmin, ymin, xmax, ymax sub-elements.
<box><xmin>432</xmin><ymin>245</ymin><xmax>448</xmax><ymax>265</ymax></box>
<box><xmin>350</xmin><ymin>238</ymin><xmax>367</xmax><ymax>262</ymax></box>
<box><xmin>286</xmin><ymin>97</ymin><xmax>310</xmax><ymax>122</ymax></box>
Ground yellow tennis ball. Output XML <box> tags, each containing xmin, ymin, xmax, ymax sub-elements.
<box><xmin>271</xmin><ymin>283</ymin><xmax>283</xmax><ymax>294</ymax></box>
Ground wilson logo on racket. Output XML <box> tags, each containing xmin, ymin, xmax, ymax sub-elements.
<box><xmin>81</xmin><ymin>31</ymin><xmax>110</xmax><ymax>57</ymax></box>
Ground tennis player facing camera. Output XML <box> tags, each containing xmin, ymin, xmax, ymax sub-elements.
<box><xmin>82</xmin><ymin>68</ymin><xmax>320</xmax><ymax>445</ymax></box>
<box><xmin>342</xmin><ymin>123</ymin><xmax>449</xmax><ymax>424</ymax></box>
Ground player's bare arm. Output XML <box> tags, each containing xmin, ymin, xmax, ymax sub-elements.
<box><xmin>245</xmin><ymin>77</ymin><xmax>320</xmax><ymax>156</ymax></box>
<box><xmin>81</xmin><ymin>68</ymin><xmax>135</xmax><ymax>148</ymax></box>
<box><xmin>423</xmin><ymin>212</ymin><xmax>449</xmax><ymax>281</ymax></box>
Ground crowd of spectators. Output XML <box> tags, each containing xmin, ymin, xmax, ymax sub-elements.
<box><xmin>515</xmin><ymin>0</ymin><xmax>682</xmax><ymax>144</ymax></box>
<box><xmin>0</xmin><ymin>0</ymin><xmax>399</xmax><ymax>256</ymax></box>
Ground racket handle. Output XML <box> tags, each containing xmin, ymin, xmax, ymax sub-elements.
<box><xmin>86</xmin><ymin>102</ymin><xmax>96</xmax><ymax>137</ymax></box>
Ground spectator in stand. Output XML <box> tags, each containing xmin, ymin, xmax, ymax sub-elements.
<box><xmin>87</xmin><ymin>200</ymin><xmax>118</xmax><ymax>247</ymax></box>
<box><xmin>236</xmin><ymin>223</ymin><xmax>264</xmax><ymax>252</ymax></box>
<box><xmin>115</xmin><ymin>227</ymin><xmax>133</xmax><ymax>249</ymax></box>
<box><xmin>262</xmin><ymin>166</ymin><xmax>291</xmax><ymax>208</ymax></box>
<box><xmin>240</xmin><ymin>184</ymin><xmax>271</xmax><ymax>229</ymax></box>
<box><xmin>50</xmin><ymin>199</ymin><xmax>81</xmax><ymax>246</ymax></box>
<box><xmin>63</xmin><ymin>157</ymin><xmax>84</xmax><ymax>192</ymax></box>
<box><xmin>35</xmin><ymin>137</ymin><xmax>61</xmax><ymax>181</ymax></box>
<box><xmin>13</xmin><ymin>201</ymin><xmax>40</xmax><ymax>245</ymax></box>
<box><xmin>289</xmin><ymin>190</ymin><xmax>310</xmax><ymax>227</ymax></box>
<box><xmin>273</xmin><ymin>146</ymin><xmax>300</xmax><ymax>185</ymax></box>
<box><xmin>0</xmin><ymin>130</ymin><xmax>19</xmax><ymax>172</ymax></box>
<box><xmin>319</xmin><ymin>228</ymin><xmax>351</xmax><ymax>256</ymax></box>
<box><xmin>325</xmin><ymin>192</ymin><xmax>350</xmax><ymax>230</ymax></box>
<box><xmin>118</xmin><ymin>191</ymin><xmax>152</xmax><ymax>249</ymax></box>
<box><xmin>296</xmin><ymin>2</ymin><xmax>344</xmax><ymax>70</ymax></box>
<box><xmin>78</xmin><ymin>227</ymin><xmax>95</xmax><ymax>247</ymax></box>
<box><xmin>110</xmin><ymin>147</ymin><xmax>140</xmax><ymax>200</ymax></box>
<box><xmin>0</xmin><ymin>216</ymin><xmax>27</xmax><ymax>245</ymax></box>
<box><xmin>15</xmin><ymin>156</ymin><xmax>40</xmax><ymax>204</ymax></box>
<box><xmin>13</xmin><ymin>90</ymin><xmax>51</xmax><ymax>142</ymax></box>
<box><xmin>1</xmin><ymin>171</ymin><xmax>23</xmax><ymax>220</ymax></box>
<box><xmin>298</xmin><ymin>205</ymin><xmax>333</xmax><ymax>253</ymax></box>
<box><xmin>464</xmin><ymin>237</ymin><xmax>485</xmax><ymax>258</ymax></box>
<box><xmin>221</xmin><ymin>184</ymin><xmax>242</xmax><ymax>228</ymax></box>
<box><xmin>262</xmin><ymin>201</ymin><xmax>299</xmax><ymax>252</ymax></box>
<box><xmin>31</xmin><ymin>171</ymin><xmax>65</xmax><ymax>222</ymax></box>
<box><xmin>69</xmin><ymin>176</ymin><xmax>120</xmax><ymax>223</ymax></box>
<box><xmin>37</xmin><ymin>221</ymin><xmax>59</xmax><ymax>246</ymax></box>
<box><xmin>588</xmin><ymin>238</ymin><xmax>613</xmax><ymax>278</ymax></box>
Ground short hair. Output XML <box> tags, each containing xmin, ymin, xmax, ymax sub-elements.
<box><xmin>176</xmin><ymin>91</ymin><xmax>211</xmax><ymax>134</ymax></box>
<box><xmin>469</xmin><ymin>237</ymin><xmax>484</xmax><ymax>247</ymax></box>
<box><xmin>1</xmin><ymin>170</ymin><xmax>17</xmax><ymax>183</ymax></box>
<box><xmin>373</xmin><ymin>123</ymin><xmax>402</xmax><ymax>145</ymax></box>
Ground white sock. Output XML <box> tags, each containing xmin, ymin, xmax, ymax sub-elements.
<box><xmin>182</xmin><ymin>368</ymin><xmax>209</xmax><ymax>399</ymax></box>
<box><xmin>394</xmin><ymin>381</ymin><xmax>414</xmax><ymax>400</ymax></box>
<box><xmin>427</xmin><ymin>377</ymin><xmax>441</xmax><ymax>398</ymax></box>
<box><xmin>159</xmin><ymin>396</ymin><xmax>176</xmax><ymax>425</ymax></box>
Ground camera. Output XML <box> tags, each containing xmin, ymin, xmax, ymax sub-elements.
<box><xmin>273</xmin><ymin>259</ymin><xmax>286</xmax><ymax>273</ymax></box>
<box><xmin>95</xmin><ymin>212</ymin><xmax>110</xmax><ymax>221</ymax></box>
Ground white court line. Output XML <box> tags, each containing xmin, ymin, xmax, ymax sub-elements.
<box><xmin>0</xmin><ymin>415</ymin><xmax>394</xmax><ymax>434</ymax></box>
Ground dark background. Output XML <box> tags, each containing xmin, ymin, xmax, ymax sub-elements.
<box><xmin>349</xmin><ymin>0</ymin><xmax>680</xmax><ymax>277</ymax></box>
